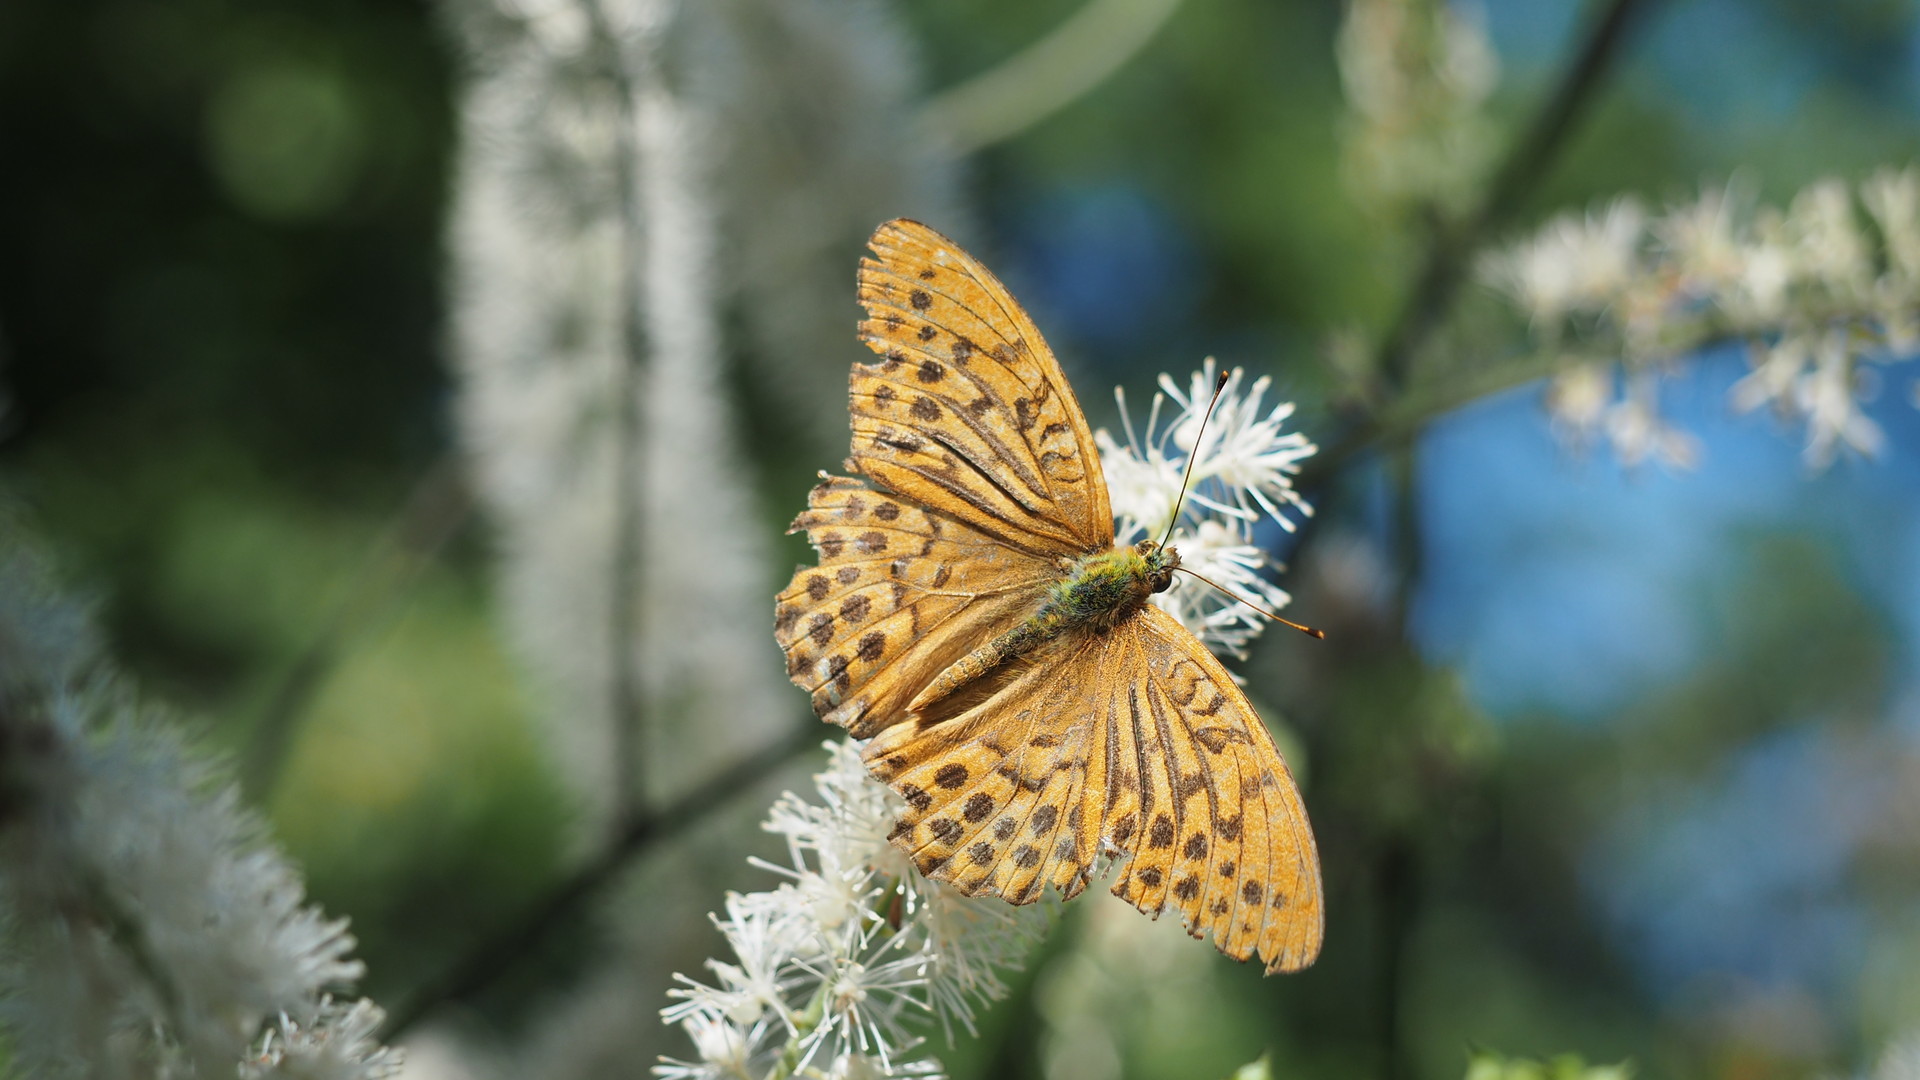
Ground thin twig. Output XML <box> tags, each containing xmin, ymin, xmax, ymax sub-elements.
<box><xmin>1306</xmin><ymin>291</ymin><xmax>1783</xmax><ymax>489</ymax></box>
<box><xmin>1375</xmin><ymin>833</ymin><xmax>1416</xmax><ymax>1080</ymax></box>
<box><xmin>917</xmin><ymin>0</ymin><xmax>1187</xmax><ymax>155</ymax></box>
<box><xmin>1379</xmin><ymin>443</ymin><xmax>1424</xmax><ymax>1080</ymax></box>
<box><xmin>241</xmin><ymin>454</ymin><xmax>473</xmax><ymax>800</ymax></box>
<box><xmin>1375</xmin><ymin>0</ymin><xmax>1662</xmax><ymax>393</ymax></box>
<box><xmin>379</xmin><ymin>721</ymin><xmax>823</xmax><ymax>1040</ymax></box>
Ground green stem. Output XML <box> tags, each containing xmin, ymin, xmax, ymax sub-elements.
<box><xmin>1302</xmin><ymin>348</ymin><xmax>1568</xmax><ymax>487</ymax></box>
<box><xmin>767</xmin><ymin>982</ymin><xmax>831</xmax><ymax>1080</ymax></box>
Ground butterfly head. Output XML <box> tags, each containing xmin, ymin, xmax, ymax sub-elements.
<box><xmin>1133</xmin><ymin>538</ymin><xmax>1181</xmax><ymax>595</ymax></box>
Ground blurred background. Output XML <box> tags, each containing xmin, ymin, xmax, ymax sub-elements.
<box><xmin>3</xmin><ymin>0</ymin><xmax>1920</xmax><ymax>1077</ymax></box>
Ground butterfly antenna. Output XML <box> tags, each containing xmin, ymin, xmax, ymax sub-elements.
<box><xmin>1158</xmin><ymin>370</ymin><xmax>1232</xmax><ymax>550</ymax></box>
<box><xmin>1173</xmin><ymin>565</ymin><xmax>1326</xmax><ymax>639</ymax></box>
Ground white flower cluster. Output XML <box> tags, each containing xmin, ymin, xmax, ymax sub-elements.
<box><xmin>657</xmin><ymin>740</ymin><xmax>1047</xmax><ymax>1080</ymax></box>
<box><xmin>1096</xmin><ymin>361</ymin><xmax>1319</xmax><ymax>659</ymax></box>
<box><xmin>1486</xmin><ymin>171</ymin><xmax>1920</xmax><ymax>467</ymax></box>
<box><xmin>1336</xmin><ymin>0</ymin><xmax>1500</xmax><ymax>219</ymax></box>
<box><xmin>0</xmin><ymin>517</ymin><xmax>398</xmax><ymax>1080</ymax></box>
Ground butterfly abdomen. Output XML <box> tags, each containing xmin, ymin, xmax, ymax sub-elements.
<box><xmin>907</xmin><ymin>543</ymin><xmax>1175</xmax><ymax>714</ymax></box>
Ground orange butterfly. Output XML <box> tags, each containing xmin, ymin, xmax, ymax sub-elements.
<box><xmin>774</xmin><ymin>220</ymin><xmax>1324</xmax><ymax>973</ymax></box>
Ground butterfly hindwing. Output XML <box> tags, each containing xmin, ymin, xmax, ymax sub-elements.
<box><xmin>855</xmin><ymin>219</ymin><xmax>1112</xmax><ymax>556</ymax></box>
<box><xmin>777</xmin><ymin>475</ymin><xmax>1049</xmax><ymax>739</ymax></box>
<box><xmin>865</xmin><ymin>634</ymin><xmax>1109</xmax><ymax>906</ymax></box>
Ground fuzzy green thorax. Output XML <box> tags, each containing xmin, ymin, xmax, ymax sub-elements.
<box><xmin>1038</xmin><ymin>539</ymin><xmax>1180</xmax><ymax>636</ymax></box>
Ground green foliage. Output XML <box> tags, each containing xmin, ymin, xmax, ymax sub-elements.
<box><xmin>1463</xmin><ymin>1051</ymin><xmax>1632</xmax><ymax>1080</ymax></box>
<box><xmin>1228</xmin><ymin>1052</ymin><xmax>1274</xmax><ymax>1080</ymax></box>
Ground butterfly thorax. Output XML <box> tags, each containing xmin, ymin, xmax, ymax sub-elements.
<box><xmin>1041</xmin><ymin>539</ymin><xmax>1179</xmax><ymax>632</ymax></box>
<box><xmin>907</xmin><ymin>540</ymin><xmax>1179</xmax><ymax>714</ymax></box>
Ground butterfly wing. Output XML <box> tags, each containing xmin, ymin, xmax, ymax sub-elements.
<box><xmin>777</xmin><ymin>475</ymin><xmax>1052</xmax><ymax>739</ymax></box>
<box><xmin>867</xmin><ymin>604</ymin><xmax>1324</xmax><ymax>973</ymax></box>
<box><xmin>853</xmin><ymin>218</ymin><xmax>1113</xmax><ymax>556</ymax></box>
<box><xmin>780</xmin><ymin>219</ymin><xmax>1119</xmax><ymax>738</ymax></box>
<box><xmin>1116</xmin><ymin>605</ymin><xmax>1323</xmax><ymax>973</ymax></box>
<box><xmin>865</xmin><ymin>631</ymin><xmax>1119</xmax><ymax>908</ymax></box>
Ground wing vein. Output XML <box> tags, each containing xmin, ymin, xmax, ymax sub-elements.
<box><xmin>864</xmin><ymin>458</ymin><xmax>1069</xmax><ymax>556</ymax></box>
<box><xmin>855</xmin><ymin>365</ymin><xmax>1052</xmax><ymax>501</ymax></box>
<box><xmin>853</xmin><ymin>414</ymin><xmax>1050</xmax><ymax>521</ymax></box>
<box><xmin>1152</xmin><ymin>673</ymin><xmax>1190</xmax><ymax>915</ymax></box>
<box><xmin>1182</xmin><ymin>674</ymin><xmax>1230</xmax><ymax>931</ymax></box>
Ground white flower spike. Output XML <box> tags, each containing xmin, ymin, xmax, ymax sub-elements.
<box><xmin>0</xmin><ymin>519</ymin><xmax>399</xmax><ymax>1080</ymax></box>
<box><xmin>1489</xmin><ymin>171</ymin><xmax>1920</xmax><ymax>469</ymax></box>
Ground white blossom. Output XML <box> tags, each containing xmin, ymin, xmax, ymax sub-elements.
<box><xmin>1728</xmin><ymin>325</ymin><xmax>1887</xmax><ymax>468</ymax></box>
<box><xmin>1488</xmin><ymin>172</ymin><xmax>1920</xmax><ymax>468</ymax></box>
<box><xmin>1484</xmin><ymin>198</ymin><xmax>1647</xmax><ymax>329</ymax></box>
<box><xmin>243</xmin><ymin>999</ymin><xmax>405</xmax><ymax>1080</ymax></box>
<box><xmin>1336</xmin><ymin>0</ymin><xmax>1499</xmax><ymax>218</ymax></box>
<box><xmin>1602</xmin><ymin>371</ymin><xmax>1700</xmax><ymax>470</ymax></box>
<box><xmin>658</xmin><ymin>742</ymin><xmax>1047</xmax><ymax>1079</ymax></box>
<box><xmin>1542</xmin><ymin>361</ymin><xmax>1613</xmax><ymax>444</ymax></box>
<box><xmin>1097</xmin><ymin>359</ymin><xmax>1316</xmax><ymax>656</ymax></box>
<box><xmin>1152</xmin><ymin>518</ymin><xmax>1299</xmax><ymax>661</ymax></box>
<box><xmin>1872</xmin><ymin>1031</ymin><xmax>1920</xmax><ymax>1080</ymax></box>
<box><xmin>1783</xmin><ymin>178</ymin><xmax>1873</xmax><ymax>304</ymax></box>
<box><xmin>1799</xmin><ymin>329</ymin><xmax>1886</xmax><ymax>465</ymax></box>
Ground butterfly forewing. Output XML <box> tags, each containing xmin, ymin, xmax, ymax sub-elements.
<box><xmin>779</xmin><ymin>218</ymin><xmax>1324</xmax><ymax>973</ymax></box>
<box><xmin>855</xmin><ymin>219</ymin><xmax>1112</xmax><ymax>554</ymax></box>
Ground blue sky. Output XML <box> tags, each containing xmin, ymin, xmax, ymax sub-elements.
<box><xmin>1413</xmin><ymin>344</ymin><xmax>1920</xmax><ymax>721</ymax></box>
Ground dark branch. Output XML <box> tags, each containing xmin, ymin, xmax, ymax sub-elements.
<box><xmin>1375</xmin><ymin>0</ymin><xmax>1662</xmax><ymax>393</ymax></box>
<box><xmin>380</xmin><ymin>722</ymin><xmax>823</xmax><ymax>1039</ymax></box>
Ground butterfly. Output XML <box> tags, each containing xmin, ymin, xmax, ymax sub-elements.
<box><xmin>773</xmin><ymin>219</ymin><xmax>1324</xmax><ymax>973</ymax></box>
